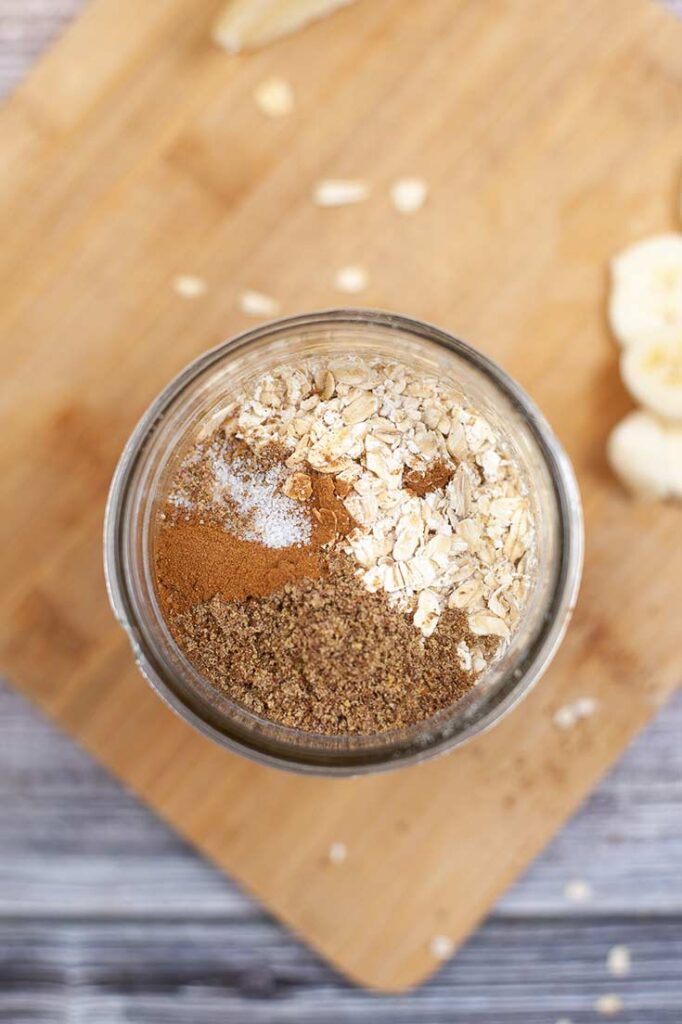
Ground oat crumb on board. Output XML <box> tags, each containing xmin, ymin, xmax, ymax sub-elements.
<box><xmin>564</xmin><ymin>879</ymin><xmax>593</xmax><ymax>903</ymax></box>
<box><xmin>607</xmin><ymin>945</ymin><xmax>631</xmax><ymax>977</ymax></box>
<box><xmin>595</xmin><ymin>994</ymin><xmax>624</xmax><ymax>1017</ymax></box>
<box><xmin>328</xmin><ymin>841</ymin><xmax>347</xmax><ymax>865</ymax></box>
<box><xmin>429</xmin><ymin>934</ymin><xmax>454</xmax><ymax>960</ymax></box>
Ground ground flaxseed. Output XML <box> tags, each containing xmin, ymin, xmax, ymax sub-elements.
<box><xmin>168</xmin><ymin>551</ymin><xmax>491</xmax><ymax>735</ymax></box>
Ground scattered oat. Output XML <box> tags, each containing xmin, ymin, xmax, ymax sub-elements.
<box><xmin>238</xmin><ymin>289</ymin><xmax>280</xmax><ymax>318</ymax></box>
<box><xmin>607</xmin><ymin>945</ymin><xmax>631</xmax><ymax>978</ymax></box>
<box><xmin>430</xmin><ymin>934</ymin><xmax>454</xmax><ymax>960</ymax></box>
<box><xmin>554</xmin><ymin>705</ymin><xmax>578</xmax><ymax>730</ymax></box>
<box><xmin>390</xmin><ymin>177</ymin><xmax>428</xmax><ymax>214</ymax></box>
<box><xmin>334</xmin><ymin>264</ymin><xmax>368</xmax><ymax>294</ymax></box>
<box><xmin>328</xmin><ymin>841</ymin><xmax>347</xmax><ymax>864</ymax></box>
<box><xmin>172</xmin><ymin>274</ymin><xmax>207</xmax><ymax>298</ymax></box>
<box><xmin>575</xmin><ymin>696</ymin><xmax>599</xmax><ymax>717</ymax></box>
<box><xmin>595</xmin><ymin>994</ymin><xmax>623</xmax><ymax>1017</ymax></box>
<box><xmin>564</xmin><ymin>879</ymin><xmax>593</xmax><ymax>903</ymax></box>
<box><xmin>254</xmin><ymin>76</ymin><xmax>294</xmax><ymax>117</ymax></box>
<box><xmin>553</xmin><ymin>697</ymin><xmax>599</xmax><ymax>730</ymax></box>
<box><xmin>313</xmin><ymin>179</ymin><xmax>369</xmax><ymax>206</ymax></box>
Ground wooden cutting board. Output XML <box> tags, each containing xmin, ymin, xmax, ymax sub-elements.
<box><xmin>1</xmin><ymin>0</ymin><xmax>680</xmax><ymax>992</ymax></box>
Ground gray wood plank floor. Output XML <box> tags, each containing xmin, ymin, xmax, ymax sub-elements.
<box><xmin>1</xmin><ymin>2</ymin><xmax>681</xmax><ymax>1019</ymax></box>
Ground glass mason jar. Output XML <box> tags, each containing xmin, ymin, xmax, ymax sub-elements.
<box><xmin>104</xmin><ymin>310</ymin><xmax>583</xmax><ymax>776</ymax></box>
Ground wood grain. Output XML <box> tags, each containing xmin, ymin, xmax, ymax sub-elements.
<box><xmin>3</xmin><ymin>680</ymin><xmax>682</xmax><ymax>919</ymax></box>
<box><xmin>3</xmin><ymin>679</ymin><xmax>682</xmax><ymax>1020</ymax></box>
<box><xmin>1</xmin><ymin>0</ymin><xmax>681</xmax><ymax>991</ymax></box>
<box><xmin>3</xmin><ymin>919</ymin><xmax>682</xmax><ymax>1024</ymax></box>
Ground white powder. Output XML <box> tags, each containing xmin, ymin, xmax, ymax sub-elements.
<box><xmin>211</xmin><ymin>456</ymin><xmax>311</xmax><ymax>549</ymax></box>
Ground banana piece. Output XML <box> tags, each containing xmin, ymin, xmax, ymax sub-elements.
<box><xmin>213</xmin><ymin>0</ymin><xmax>358</xmax><ymax>53</ymax></box>
<box><xmin>620</xmin><ymin>326</ymin><xmax>682</xmax><ymax>422</ymax></box>
<box><xmin>669</xmin><ymin>431</ymin><xmax>682</xmax><ymax>496</ymax></box>
<box><xmin>607</xmin><ymin>410</ymin><xmax>682</xmax><ymax>500</ymax></box>
<box><xmin>608</xmin><ymin>233</ymin><xmax>682</xmax><ymax>347</ymax></box>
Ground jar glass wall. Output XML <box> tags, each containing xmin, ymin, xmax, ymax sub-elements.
<box><xmin>104</xmin><ymin>310</ymin><xmax>583</xmax><ymax>775</ymax></box>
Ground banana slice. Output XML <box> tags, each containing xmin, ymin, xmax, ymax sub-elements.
<box><xmin>213</xmin><ymin>0</ymin><xmax>358</xmax><ymax>53</ymax></box>
<box><xmin>607</xmin><ymin>410</ymin><xmax>682</xmax><ymax>500</ymax></box>
<box><xmin>669</xmin><ymin>431</ymin><xmax>682</xmax><ymax>496</ymax></box>
<box><xmin>620</xmin><ymin>326</ymin><xmax>682</xmax><ymax>421</ymax></box>
<box><xmin>608</xmin><ymin>233</ymin><xmax>682</xmax><ymax>347</ymax></box>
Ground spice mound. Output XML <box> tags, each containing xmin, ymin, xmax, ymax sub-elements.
<box><xmin>154</xmin><ymin>355</ymin><xmax>536</xmax><ymax>736</ymax></box>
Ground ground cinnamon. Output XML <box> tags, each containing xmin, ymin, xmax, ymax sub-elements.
<box><xmin>156</xmin><ymin>524</ymin><xmax>323</xmax><ymax>613</ymax></box>
<box><xmin>155</xmin><ymin>457</ymin><xmax>355</xmax><ymax>615</ymax></box>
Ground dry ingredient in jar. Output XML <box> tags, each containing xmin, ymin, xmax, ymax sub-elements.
<box><xmin>171</xmin><ymin>551</ymin><xmax>498</xmax><ymax>734</ymax></box>
<box><xmin>403</xmin><ymin>459</ymin><xmax>454</xmax><ymax>497</ymax></box>
<box><xmin>154</xmin><ymin>354</ymin><xmax>536</xmax><ymax>735</ymax></box>
<box><xmin>157</xmin><ymin>441</ymin><xmax>354</xmax><ymax>612</ymax></box>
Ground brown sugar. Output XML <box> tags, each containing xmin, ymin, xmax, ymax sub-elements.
<box><xmin>403</xmin><ymin>459</ymin><xmax>454</xmax><ymax>497</ymax></box>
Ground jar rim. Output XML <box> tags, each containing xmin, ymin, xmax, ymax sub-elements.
<box><xmin>104</xmin><ymin>309</ymin><xmax>583</xmax><ymax>775</ymax></box>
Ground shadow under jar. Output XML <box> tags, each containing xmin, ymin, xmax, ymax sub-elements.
<box><xmin>104</xmin><ymin>310</ymin><xmax>583</xmax><ymax>776</ymax></box>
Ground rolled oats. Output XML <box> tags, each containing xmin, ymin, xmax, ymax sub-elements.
<box><xmin>414</xmin><ymin>589</ymin><xmax>441</xmax><ymax>636</ymax></box>
<box><xmin>213</xmin><ymin>354</ymin><xmax>536</xmax><ymax>651</ymax></box>
<box><xmin>343</xmin><ymin>392</ymin><xmax>377</xmax><ymax>425</ymax></box>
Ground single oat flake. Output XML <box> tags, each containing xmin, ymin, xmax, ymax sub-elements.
<box><xmin>172</xmin><ymin>274</ymin><xmax>207</xmax><ymax>298</ymax></box>
<box><xmin>334</xmin><ymin>264</ymin><xmax>368</xmax><ymax>294</ymax></box>
<box><xmin>254</xmin><ymin>76</ymin><xmax>295</xmax><ymax>117</ymax></box>
<box><xmin>238</xmin><ymin>289</ymin><xmax>280</xmax><ymax>318</ymax></box>
<box><xmin>328</xmin><ymin>841</ymin><xmax>347</xmax><ymax>864</ymax></box>
<box><xmin>313</xmin><ymin>179</ymin><xmax>369</xmax><ymax>207</ymax></box>
<box><xmin>607</xmin><ymin>945</ymin><xmax>631</xmax><ymax>977</ymax></box>
<box><xmin>430</xmin><ymin>934</ymin><xmax>454</xmax><ymax>960</ymax></box>
<box><xmin>390</xmin><ymin>177</ymin><xmax>428</xmax><ymax>214</ymax></box>
<box><xmin>595</xmin><ymin>994</ymin><xmax>624</xmax><ymax>1017</ymax></box>
<box><xmin>564</xmin><ymin>879</ymin><xmax>592</xmax><ymax>903</ymax></box>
